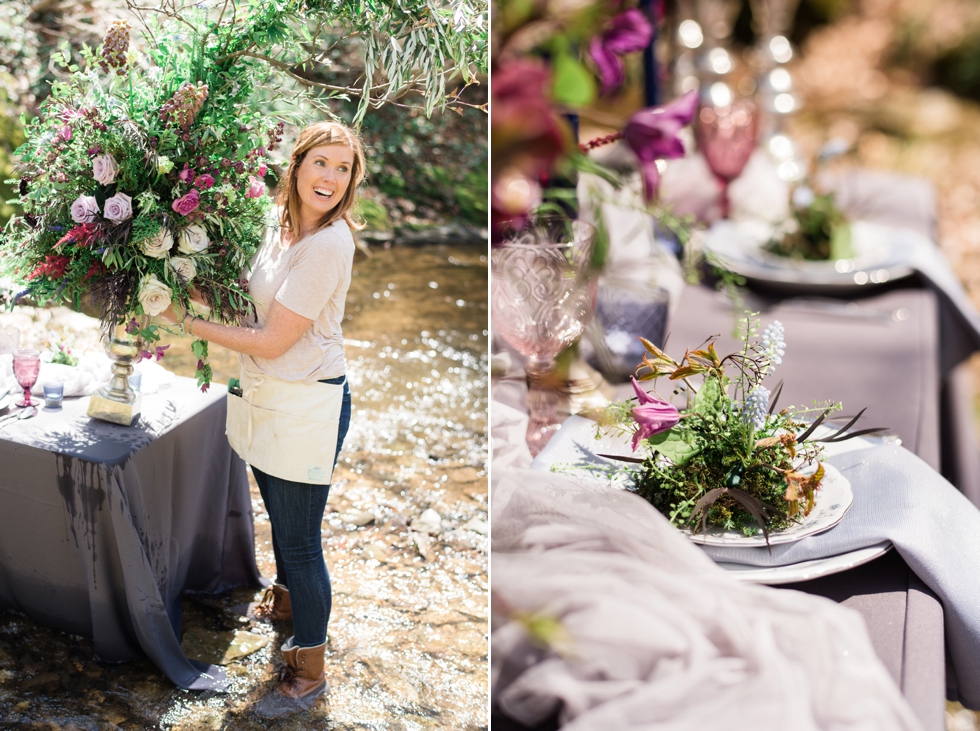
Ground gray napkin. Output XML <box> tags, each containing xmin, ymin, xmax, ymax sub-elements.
<box><xmin>702</xmin><ymin>444</ymin><xmax>980</xmax><ymax>708</ymax></box>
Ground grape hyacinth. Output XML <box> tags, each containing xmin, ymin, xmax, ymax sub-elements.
<box><xmin>760</xmin><ymin>320</ymin><xmax>786</xmax><ymax>374</ymax></box>
<box><xmin>742</xmin><ymin>386</ymin><xmax>770</xmax><ymax>431</ymax></box>
<box><xmin>99</xmin><ymin>20</ymin><xmax>131</xmax><ymax>75</ymax></box>
<box><xmin>159</xmin><ymin>81</ymin><xmax>210</xmax><ymax>131</ymax></box>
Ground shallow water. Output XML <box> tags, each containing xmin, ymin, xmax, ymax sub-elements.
<box><xmin>0</xmin><ymin>242</ymin><xmax>489</xmax><ymax>730</ymax></box>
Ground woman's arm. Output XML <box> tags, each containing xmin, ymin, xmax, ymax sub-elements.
<box><xmin>163</xmin><ymin>300</ymin><xmax>314</xmax><ymax>360</ymax></box>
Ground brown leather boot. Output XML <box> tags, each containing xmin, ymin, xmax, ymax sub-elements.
<box><xmin>254</xmin><ymin>638</ymin><xmax>329</xmax><ymax>718</ymax></box>
<box><xmin>251</xmin><ymin>584</ymin><xmax>291</xmax><ymax>622</ymax></box>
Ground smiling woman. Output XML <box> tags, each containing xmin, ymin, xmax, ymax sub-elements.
<box><xmin>158</xmin><ymin>120</ymin><xmax>368</xmax><ymax>718</ymax></box>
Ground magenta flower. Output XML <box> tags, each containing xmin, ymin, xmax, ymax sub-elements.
<box><xmin>58</xmin><ymin>125</ymin><xmax>73</xmax><ymax>142</ymax></box>
<box><xmin>245</xmin><ymin>176</ymin><xmax>265</xmax><ymax>198</ymax></box>
<box><xmin>630</xmin><ymin>377</ymin><xmax>680</xmax><ymax>451</ymax></box>
<box><xmin>172</xmin><ymin>189</ymin><xmax>200</xmax><ymax>216</ymax></box>
<box><xmin>257</xmin><ymin>162</ymin><xmax>267</xmax><ymax>177</ymax></box>
<box><xmin>589</xmin><ymin>9</ymin><xmax>654</xmax><ymax>94</ymax></box>
<box><xmin>155</xmin><ymin>344</ymin><xmax>170</xmax><ymax>361</ymax></box>
<box><xmin>622</xmin><ymin>90</ymin><xmax>698</xmax><ymax>202</ymax></box>
<box><xmin>193</xmin><ymin>173</ymin><xmax>215</xmax><ymax>190</ymax></box>
<box><xmin>178</xmin><ymin>164</ymin><xmax>196</xmax><ymax>184</ymax></box>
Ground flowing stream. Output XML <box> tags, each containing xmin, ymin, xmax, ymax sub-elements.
<box><xmin>0</xmin><ymin>242</ymin><xmax>489</xmax><ymax>730</ymax></box>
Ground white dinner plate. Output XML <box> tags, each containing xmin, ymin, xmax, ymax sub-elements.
<box><xmin>0</xmin><ymin>390</ymin><xmax>11</xmax><ymax>413</ymax></box>
<box><xmin>681</xmin><ymin>462</ymin><xmax>851</xmax><ymax>547</ymax></box>
<box><xmin>713</xmin><ymin>541</ymin><xmax>893</xmax><ymax>585</ymax></box>
<box><xmin>703</xmin><ymin>219</ymin><xmax>923</xmax><ymax>293</ymax></box>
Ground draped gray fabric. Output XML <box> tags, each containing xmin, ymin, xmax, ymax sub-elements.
<box><xmin>0</xmin><ymin>378</ymin><xmax>262</xmax><ymax>690</ymax></box>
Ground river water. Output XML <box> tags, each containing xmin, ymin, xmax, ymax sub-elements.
<box><xmin>0</xmin><ymin>242</ymin><xmax>489</xmax><ymax>730</ymax></box>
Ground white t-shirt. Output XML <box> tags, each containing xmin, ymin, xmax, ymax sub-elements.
<box><xmin>240</xmin><ymin>217</ymin><xmax>355</xmax><ymax>383</ymax></box>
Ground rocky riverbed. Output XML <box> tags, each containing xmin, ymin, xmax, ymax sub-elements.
<box><xmin>0</xmin><ymin>242</ymin><xmax>489</xmax><ymax>730</ymax></box>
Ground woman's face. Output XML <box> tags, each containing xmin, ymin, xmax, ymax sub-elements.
<box><xmin>295</xmin><ymin>143</ymin><xmax>354</xmax><ymax>226</ymax></box>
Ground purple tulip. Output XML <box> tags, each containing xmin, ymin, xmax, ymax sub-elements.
<box><xmin>630</xmin><ymin>377</ymin><xmax>680</xmax><ymax>451</ymax></box>
<box><xmin>622</xmin><ymin>90</ymin><xmax>698</xmax><ymax>201</ymax></box>
<box><xmin>589</xmin><ymin>9</ymin><xmax>653</xmax><ymax>94</ymax></box>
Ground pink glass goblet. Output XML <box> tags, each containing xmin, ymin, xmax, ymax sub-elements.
<box><xmin>12</xmin><ymin>348</ymin><xmax>41</xmax><ymax>408</ymax></box>
<box><xmin>696</xmin><ymin>100</ymin><xmax>759</xmax><ymax>219</ymax></box>
<box><xmin>491</xmin><ymin>215</ymin><xmax>598</xmax><ymax>455</ymax></box>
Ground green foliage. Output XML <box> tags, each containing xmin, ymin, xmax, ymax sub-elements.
<box><xmin>764</xmin><ymin>191</ymin><xmax>852</xmax><ymax>261</ymax></box>
<box><xmin>603</xmin><ymin>315</ymin><xmax>839</xmax><ymax>539</ymax></box>
<box><xmin>356</xmin><ymin>98</ymin><xmax>487</xmax><ymax>226</ymax></box>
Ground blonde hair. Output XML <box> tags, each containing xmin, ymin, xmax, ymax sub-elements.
<box><xmin>277</xmin><ymin>121</ymin><xmax>366</xmax><ymax>235</ymax></box>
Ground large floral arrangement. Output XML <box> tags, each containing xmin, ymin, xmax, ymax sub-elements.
<box><xmin>3</xmin><ymin>2</ymin><xmax>488</xmax><ymax>389</ymax></box>
<box><xmin>1</xmin><ymin>17</ymin><xmax>279</xmax><ymax>388</ymax></box>
<box><xmin>601</xmin><ymin>314</ymin><xmax>882</xmax><ymax>541</ymax></box>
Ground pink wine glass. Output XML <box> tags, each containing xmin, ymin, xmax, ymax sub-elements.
<box><xmin>697</xmin><ymin>100</ymin><xmax>759</xmax><ymax>219</ymax></box>
<box><xmin>12</xmin><ymin>348</ymin><xmax>41</xmax><ymax>408</ymax></box>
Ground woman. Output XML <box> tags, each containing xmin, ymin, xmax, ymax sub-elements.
<box><xmin>164</xmin><ymin>120</ymin><xmax>363</xmax><ymax>718</ymax></box>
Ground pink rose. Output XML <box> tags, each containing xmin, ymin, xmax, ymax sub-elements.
<box><xmin>193</xmin><ymin>173</ymin><xmax>214</xmax><ymax>190</ymax></box>
<box><xmin>103</xmin><ymin>192</ymin><xmax>133</xmax><ymax>223</ymax></box>
<box><xmin>70</xmin><ymin>194</ymin><xmax>100</xmax><ymax>223</ymax></box>
<box><xmin>245</xmin><ymin>176</ymin><xmax>265</xmax><ymax>199</ymax></box>
<box><xmin>257</xmin><ymin>162</ymin><xmax>267</xmax><ymax>177</ymax></box>
<box><xmin>92</xmin><ymin>154</ymin><xmax>118</xmax><ymax>186</ymax></box>
<box><xmin>178</xmin><ymin>164</ymin><xmax>196</xmax><ymax>184</ymax></box>
<box><xmin>58</xmin><ymin>126</ymin><xmax>72</xmax><ymax>142</ymax></box>
<box><xmin>172</xmin><ymin>189</ymin><xmax>200</xmax><ymax>216</ymax></box>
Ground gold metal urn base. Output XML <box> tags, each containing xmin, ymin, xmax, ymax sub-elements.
<box><xmin>87</xmin><ymin>391</ymin><xmax>142</xmax><ymax>426</ymax></box>
<box><xmin>86</xmin><ymin>324</ymin><xmax>143</xmax><ymax>427</ymax></box>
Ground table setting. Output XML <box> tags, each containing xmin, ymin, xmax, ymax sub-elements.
<box><xmin>490</xmin><ymin>1</ymin><xmax>980</xmax><ymax>725</ymax></box>
<box><xmin>0</xmin><ymin>322</ymin><xmax>260</xmax><ymax>691</ymax></box>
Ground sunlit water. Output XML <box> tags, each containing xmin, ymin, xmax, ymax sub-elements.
<box><xmin>0</xmin><ymin>243</ymin><xmax>489</xmax><ymax>730</ymax></box>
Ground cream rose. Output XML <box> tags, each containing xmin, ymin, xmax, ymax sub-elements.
<box><xmin>140</xmin><ymin>228</ymin><xmax>173</xmax><ymax>259</ymax></box>
<box><xmin>177</xmin><ymin>224</ymin><xmax>209</xmax><ymax>254</ymax></box>
<box><xmin>138</xmin><ymin>273</ymin><xmax>172</xmax><ymax>316</ymax></box>
<box><xmin>169</xmin><ymin>256</ymin><xmax>196</xmax><ymax>283</ymax></box>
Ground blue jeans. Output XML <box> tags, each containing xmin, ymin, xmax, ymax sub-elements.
<box><xmin>251</xmin><ymin>375</ymin><xmax>351</xmax><ymax>648</ymax></box>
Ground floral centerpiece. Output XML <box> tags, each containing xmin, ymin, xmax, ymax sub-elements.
<box><xmin>600</xmin><ymin>314</ymin><xmax>882</xmax><ymax>541</ymax></box>
<box><xmin>763</xmin><ymin>186</ymin><xmax>853</xmax><ymax>262</ymax></box>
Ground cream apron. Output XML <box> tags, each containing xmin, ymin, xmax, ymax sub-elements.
<box><xmin>226</xmin><ymin>367</ymin><xmax>345</xmax><ymax>484</ymax></box>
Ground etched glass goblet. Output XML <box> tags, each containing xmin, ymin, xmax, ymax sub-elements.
<box><xmin>697</xmin><ymin>100</ymin><xmax>759</xmax><ymax>218</ymax></box>
<box><xmin>491</xmin><ymin>215</ymin><xmax>598</xmax><ymax>455</ymax></box>
<box><xmin>12</xmin><ymin>348</ymin><xmax>41</xmax><ymax>408</ymax></box>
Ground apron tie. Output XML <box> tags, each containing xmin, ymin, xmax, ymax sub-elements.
<box><xmin>242</xmin><ymin>375</ymin><xmax>265</xmax><ymax>450</ymax></box>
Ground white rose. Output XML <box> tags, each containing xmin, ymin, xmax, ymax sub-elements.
<box><xmin>169</xmin><ymin>256</ymin><xmax>196</xmax><ymax>283</ymax></box>
<box><xmin>140</xmin><ymin>228</ymin><xmax>173</xmax><ymax>259</ymax></box>
<box><xmin>177</xmin><ymin>224</ymin><xmax>209</xmax><ymax>254</ymax></box>
<box><xmin>138</xmin><ymin>273</ymin><xmax>173</xmax><ymax>316</ymax></box>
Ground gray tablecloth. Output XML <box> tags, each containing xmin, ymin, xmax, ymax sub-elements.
<box><xmin>0</xmin><ymin>378</ymin><xmax>262</xmax><ymax>690</ymax></box>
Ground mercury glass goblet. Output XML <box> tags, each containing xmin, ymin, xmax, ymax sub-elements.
<box><xmin>697</xmin><ymin>100</ymin><xmax>759</xmax><ymax>218</ymax></box>
<box><xmin>491</xmin><ymin>216</ymin><xmax>598</xmax><ymax>455</ymax></box>
<box><xmin>12</xmin><ymin>348</ymin><xmax>41</xmax><ymax>408</ymax></box>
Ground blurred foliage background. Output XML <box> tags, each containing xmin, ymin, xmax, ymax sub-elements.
<box><xmin>0</xmin><ymin>0</ymin><xmax>488</xmax><ymax>235</ymax></box>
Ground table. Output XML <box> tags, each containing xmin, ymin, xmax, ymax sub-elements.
<box><xmin>0</xmin><ymin>377</ymin><xmax>262</xmax><ymax>690</ymax></box>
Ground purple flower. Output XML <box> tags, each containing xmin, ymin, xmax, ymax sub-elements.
<box><xmin>178</xmin><ymin>164</ymin><xmax>196</xmax><ymax>184</ymax></box>
<box><xmin>103</xmin><ymin>192</ymin><xmax>133</xmax><ymax>222</ymax></box>
<box><xmin>155</xmin><ymin>344</ymin><xmax>170</xmax><ymax>361</ymax></box>
<box><xmin>589</xmin><ymin>9</ymin><xmax>654</xmax><ymax>94</ymax></box>
<box><xmin>58</xmin><ymin>125</ymin><xmax>73</xmax><ymax>142</ymax></box>
<box><xmin>140</xmin><ymin>350</ymin><xmax>154</xmax><ymax>362</ymax></box>
<box><xmin>172</xmin><ymin>189</ymin><xmax>200</xmax><ymax>216</ymax></box>
<box><xmin>193</xmin><ymin>173</ymin><xmax>214</xmax><ymax>190</ymax></box>
<box><xmin>70</xmin><ymin>194</ymin><xmax>100</xmax><ymax>223</ymax></box>
<box><xmin>630</xmin><ymin>376</ymin><xmax>680</xmax><ymax>451</ymax></box>
<box><xmin>92</xmin><ymin>154</ymin><xmax>118</xmax><ymax>185</ymax></box>
<box><xmin>125</xmin><ymin>317</ymin><xmax>139</xmax><ymax>334</ymax></box>
<box><xmin>622</xmin><ymin>90</ymin><xmax>698</xmax><ymax>201</ymax></box>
